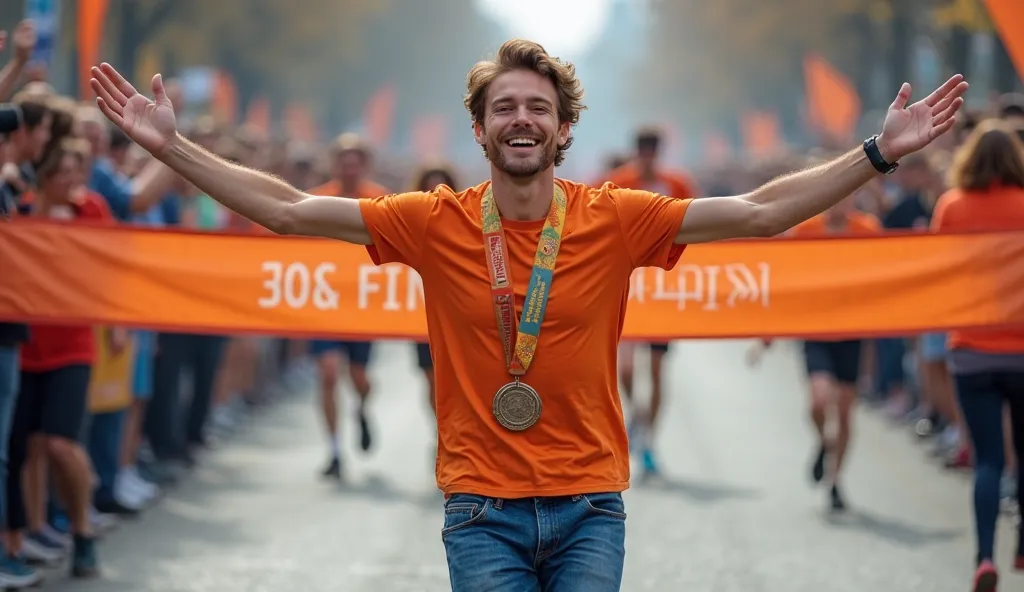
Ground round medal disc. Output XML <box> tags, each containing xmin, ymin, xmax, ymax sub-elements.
<box><xmin>492</xmin><ymin>381</ymin><xmax>542</xmax><ymax>431</ymax></box>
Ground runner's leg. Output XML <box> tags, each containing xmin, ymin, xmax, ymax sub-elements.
<box><xmin>311</xmin><ymin>341</ymin><xmax>343</xmax><ymax>479</ymax></box>
<box><xmin>641</xmin><ymin>343</ymin><xmax>668</xmax><ymax>476</ymax></box>
<box><xmin>342</xmin><ymin>342</ymin><xmax>374</xmax><ymax>452</ymax></box>
<box><xmin>803</xmin><ymin>341</ymin><xmax>834</xmax><ymax>489</ymax></box>
<box><xmin>829</xmin><ymin>340</ymin><xmax>862</xmax><ymax>511</ymax></box>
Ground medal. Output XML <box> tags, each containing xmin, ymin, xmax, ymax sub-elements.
<box><xmin>481</xmin><ymin>184</ymin><xmax>567</xmax><ymax>431</ymax></box>
<box><xmin>492</xmin><ymin>380</ymin><xmax>543</xmax><ymax>431</ymax></box>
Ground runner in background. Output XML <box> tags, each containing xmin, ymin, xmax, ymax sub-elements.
<box><xmin>930</xmin><ymin>120</ymin><xmax>1024</xmax><ymax>592</ymax></box>
<box><xmin>307</xmin><ymin>134</ymin><xmax>389</xmax><ymax>480</ymax></box>
<box><xmin>749</xmin><ymin>180</ymin><xmax>882</xmax><ymax>512</ymax></box>
<box><xmin>603</xmin><ymin>128</ymin><xmax>699</xmax><ymax>478</ymax></box>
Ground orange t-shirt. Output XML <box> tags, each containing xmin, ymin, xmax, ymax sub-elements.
<box><xmin>788</xmin><ymin>211</ymin><xmax>882</xmax><ymax>237</ymax></box>
<box><xmin>359</xmin><ymin>179</ymin><xmax>691</xmax><ymax>497</ymax></box>
<box><xmin>308</xmin><ymin>179</ymin><xmax>389</xmax><ymax>200</ymax></box>
<box><xmin>603</xmin><ymin>163</ymin><xmax>698</xmax><ymax>200</ymax></box>
<box><xmin>931</xmin><ymin>186</ymin><xmax>1024</xmax><ymax>353</ymax></box>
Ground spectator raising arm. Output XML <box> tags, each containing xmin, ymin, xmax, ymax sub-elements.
<box><xmin>90</xmin><ymin>64</ymin><xmax>371</xmax><ymax>244</ymax></box>
<box><xmin>0</xmin><ymin>21</ymin><xmax>35</xmax><ymax>101</ymax></box>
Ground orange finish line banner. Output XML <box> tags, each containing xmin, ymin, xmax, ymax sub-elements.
<box><xmin>2</xmin><ymin>221</ymin><xmax>1024</xmax><ymax>340</ymax></box>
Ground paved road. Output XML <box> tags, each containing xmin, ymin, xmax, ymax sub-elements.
<box><xmin>40</xmin><ymin>339</ymin><xmax>1022</xmax><ymax>591</ymax></box>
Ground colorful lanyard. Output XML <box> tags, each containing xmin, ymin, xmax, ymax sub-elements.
<box><xmin>480</xmin><ymin>183</ymin><xmax>568</xmax><ymax>376</ymax></box>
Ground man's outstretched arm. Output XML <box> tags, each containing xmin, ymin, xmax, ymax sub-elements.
<box><xmin>90</xmin><ymin>63</ymin><xmax>371</xmax><ymax>244</ymax></box>
<box><xmin>675</xmin><ymin>75</ymin><xmax>967</xmax><ymax>244</ymax></box>
<box><xmin>158</xmin><ymin>134</ymin><xmax>371</xmax><ymax>243</ymax></box>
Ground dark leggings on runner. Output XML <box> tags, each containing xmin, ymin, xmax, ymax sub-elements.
<box><xmin>955</xmin><ymin>370</ymin><xmax>1024</xmax><ymax>564</ymax></box>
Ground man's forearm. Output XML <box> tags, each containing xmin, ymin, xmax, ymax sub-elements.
<box><xmin>157</xmin><ymin>134</ymin><xmax>303</xmax><ymax>232</ymax></box>
<box><xmin>748</xmin><ymin>146</ymin><xmax>878</xmax><ymax>234</ymax></box>
<box><xmin>0</xmin><ymin>57</ymin><xmax>26</xmax><ymax>101</ymax></box>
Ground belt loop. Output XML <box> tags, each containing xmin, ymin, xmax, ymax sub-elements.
<box><xmin>493</xmin><ymin>498</ymin><xmax>504</xmax><ymax>510</ymax></box>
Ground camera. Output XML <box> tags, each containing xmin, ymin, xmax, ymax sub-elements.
<box><xmin>0</xmin><ymin>103</ymin><xmax>23</xmax><ymax>135</ymax></box>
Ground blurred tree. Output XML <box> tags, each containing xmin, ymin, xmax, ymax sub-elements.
<box><xmin>352</xmin><ymin>0</ymin><xmax>506</xmax><ymax>154</ymax></box>
<box><xmin>124</xmin><ymin>0</ymin><xmax>388</xmax><ymax>125</ymax></box>
<box><xmin>636</xmin><ymin>0</ymin><xmax>892</xmax><ymax>143</ymax></box>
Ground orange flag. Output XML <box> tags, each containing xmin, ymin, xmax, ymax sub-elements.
<box><xmin>983</xmin><ymin>0</ymin><xmax>1024</xmax><ymax>81</ymax></box>
<box><xmin>803</xmin><ymin>54</ymin><xmax>862</xmax><ymax>142</ymax></box>
<box><xmin>703</xmin><ymin>131</ymin><xmax>732</xmax><ymax>166</ymax></box>
<box><xmin>363</xmin><ymin>85</ymin><xmax>397</xmax><ymax>148</ymax></box>
<box><xmin>741</xmin><ymin>111</ymin><xmax>783</xmax><ymax>159</ymax></box>
<box><xmin>210</xmin><ymin>70</ymin><xmax>238</xmax><ymax>125</ymax></box>
<box><xmin>77</xmin><ymin>0</ymin><xmax>109</xmax><ymax>100</ymax></box>
<box><xmin>284</xmin><ymin>103</ymin><xmax>317</xmax><ymax>142</ymax></box>
<box><xmin>410</xmin><ymin>114</ymin><xmax>448</xmax><ymax>158</ymax></box>
<box><xmin>244</xmin><ymin>97</ymin><xmax>271</xmax><ymax>136</ymax></box>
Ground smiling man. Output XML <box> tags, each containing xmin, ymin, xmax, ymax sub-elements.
<box><xmin>90</xmin><ymin>39</ymin><xmax>966</xmax><ymax>591</ymax></box>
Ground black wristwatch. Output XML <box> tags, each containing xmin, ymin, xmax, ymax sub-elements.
<box><xmin>863</xmin><ymin>135</ymin><xmax>898</xmax><ymax>174</ymax></box>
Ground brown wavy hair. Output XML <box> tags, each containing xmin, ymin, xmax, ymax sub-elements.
<box><xmin>411</xmin><ymin>160</ymin><xmax>460</xmax><ymax>192</ymax></box>
<box><xmin>464</xmin><ymin>39</ymin><xmax>586</xmax><ymax>167</ymax></box>
<box><xmin>947</xmin><ymin>119</ymin><xmax>1024</xmax><ymax>191</ymax></box>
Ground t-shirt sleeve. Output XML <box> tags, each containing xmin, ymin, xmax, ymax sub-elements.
<box><xmin>358</xmin><ymin>190</ymin><xmax>436</xmax><ymax>269</ymax></box>
<box><xmin>610</xmin><ymin>188</ymin><xmax>692</xmax><ymax>270</ymax></box>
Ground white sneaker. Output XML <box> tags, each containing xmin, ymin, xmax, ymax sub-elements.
<box><xmin>114</xmin><ymin>471</ymin><xmax>149</xmax><ymax>510</ymax></box>
<box><xmin>89</xmin><ymin>508</ymin><xmax>119</xmax><ymax>535</ymax></box>
<box><xmin>0</xmin><ymin>556</ymin><xmax>42</xmax><ymax>589</ymax></box>
<box><xmin>127</xmin><ymin>465</ymin><xmax>158</xmax><ymax>494</ymax></box>
<box><xmin>19</xmin><ymin>538</ymin><xmax>64</xmax><ymax>566</ymax></box>
<box><xmin>38</xmin><ymin>525</ymin><xmax>71</xmax><ymax>549</ymax></box>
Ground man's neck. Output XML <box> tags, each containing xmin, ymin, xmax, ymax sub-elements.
<box><xmin>489</xmin><ymin>166</ymin><xmax>555</xmax><ymax>222</ymax></box>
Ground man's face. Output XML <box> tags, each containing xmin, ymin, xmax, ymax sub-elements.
<box><xmin>43</xmin><ymin>154</ymin><xmax>78</xmax><ymax>200</ymax></box>
<box><xmin>475</xmin><ymin>69</ymin><xmax>567</xmax><ymax>178</ymax></box>
<box><xmin>12</xmin><ymin>112</ymin><xmax>51</xmax><ymax>163</ymax></box>
<box><xmin>332</xmin><ymin>150</ymin><xmax>366</xmax><ymax>184</ymax></box>
<box><xmin>637</xmin><ymin>145</ymin><xmax>658</xmax><ymax>172</ymax></box>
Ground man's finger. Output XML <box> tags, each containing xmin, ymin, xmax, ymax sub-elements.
<box><xmin>90</xmin><ymin>73</ymin><xmax>126</xmax><ymax>113</ymax></box>
<box><xmin>929</xmin><ymin>116</ymin><xmax>956</xmax><ymax>141</ymax></box>
<box><xmin>923</xmin><ymin>74</ymin><xmax>965</xmax><ymax>108</ymax></box>
<box><xmin>152</xmin><ymin>74</ymin><xmax>168</xmax><ymax>104</ymax></box>
<box><xmin>95</xmin><ymin>97</ymin><xmax>125</xmax><ymax>129</ymax></box>
<box><xmin>933</xmin><ymin>97</ymin><xmax>963</xmax><ymax>127</ymax></box>
<box><xmin>99</xmin><ymin>62</ymin><xmax>139</xmax><ymax>99</ymax></box>
<box><xmin>91</xmin><ymin>66</ymin><xmax>129</xmax><ymax>106</ymax></box>
<box><xmin>890</xmin><ymin>82</ymin><xmax>912</xmax><ymax>111</ymax></box>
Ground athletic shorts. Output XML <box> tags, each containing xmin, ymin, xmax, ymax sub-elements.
<box><xmin>416</xmin><ymin>343</ymin><xmax>433</xmax><ymax>370</ymax></box>
<box><xmin>309</xmin><ymin>340</ymin><xmax>373</xmax><ymax>367</ymax></box>
<box><xmin>17</xmin><ymin>364</ymin><xmax>92</xmax><ymax>442</ymax></box>
<box><xmin>803</xmin><ymin>340</ymin><xmax>862</xmax><ymax>385</ymax></box>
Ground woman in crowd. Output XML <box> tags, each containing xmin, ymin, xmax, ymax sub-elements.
<box><xmin>10</xmin><ymin>138</ymin><xmax>116</xmax><ymax>579</ymax></box>
<box><xmin>932</xmin><ymin>119</ymin><xmax>1024</xmax><ymax>592</ymax></box>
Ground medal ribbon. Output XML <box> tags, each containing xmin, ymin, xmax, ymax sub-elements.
<box><xmin>481</xmin><ymin>183</ymin><xmax>567</xmax><ymax>377</ymax></box>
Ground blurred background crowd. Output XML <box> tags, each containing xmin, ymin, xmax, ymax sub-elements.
<box><xmin>0</xmin><ymin>0</ymin><xmax>1023</xmax><ymax>589</ymax></box>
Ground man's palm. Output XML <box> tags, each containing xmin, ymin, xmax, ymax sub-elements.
<box><xmin>878</xmin><ymin>75</ymin><xmax>968</xmax><ymax>162</ymax></box>
<box><xmin>91</xmin><ymin>63</ymin><xmax>178</xmax><ymax>155</ymax></box>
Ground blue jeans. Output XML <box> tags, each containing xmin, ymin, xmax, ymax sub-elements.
<box><xmin>442</xmin><ymin>492</ymin><xmax>626</xmax><ymax>591</ymax></box>
<box><xmin>0</xmin><ymin>346</ymin><xmax>19</xmax><ymax>524</ymax></box>
<box><xmin>88</xmin><ymin>410</ymin><xmax>125</xmax><ymax>505</ymax></box>
<box><xmin>875</xmin><ymin>337</ymin><xmax>907</xmax><ymax>394</ymax></box>
<box><xmin>955</xmin><ymin>370</ymin><xmax>1024</xmax><ymax>563</ymax></box>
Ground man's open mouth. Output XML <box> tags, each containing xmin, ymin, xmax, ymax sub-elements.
<box><xmin>505</xmin><ymin>137</ymin><xmax>539</xmax><ymax>147</ymax></box>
